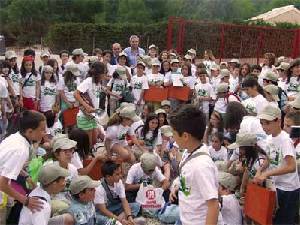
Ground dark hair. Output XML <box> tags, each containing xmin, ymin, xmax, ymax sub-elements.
<box><xmin>117</xmin><ymin>55</ymin><xmax>129</xmax><ymax>67</ymax></box>
<box><xmin>88</xmin><ymin>61</ymin><xmax>106</xmax><ymax>84</ymax></box>
<box><xmin>196</xmin><ymin>63</ymin><xmax>206</xmax><ymax>69</ymax></box>
<box><xmin>157</xmin><ymin>112</ymin><xmax>168</xmax><ymax>127</ymax></box>
<box><xmin>4</xmin><ymin>57</ymin><xmax>19</xmax><ymax>74</ymax></box>
<box><xmin>211</xmin><ymin>132</ymin><xmax>224</xmax><ymax>143</ymax></box>
<box><xmin>240</xmin><ymin>145</ymin><xmax>266</xmax><ymax>169</ymax></box>
<box><xmin>23</xmin><ymin>49</ymin><xmax>35</xmax><ymax>57</ymax></box>
<box><xmin>93</xmin><ymin>48</ymin><xmax>102</xmax><ymax>56</ymax></box>
<box><xmin>44</xmin><ymin>111</ymin><xmax>56</xmax><ymax>128</ymax></box>
<box><xmin>112</xmin><ymin>71</ymin><xmax>120</xmax><ymax>79</ymax></box>
<box><xmin>41</xmin><ymin>68</ymin><xmax>56</xmax><ymax>85</ymax></box>
<box><xmin>181</xmin><ymin>63</ymin><xmax>192</xmax><ymax>76</ymax></box>
<box><xmin>239</xmin><ymin>63</ymin><xmax>251</xmax><ymax>82</ymax></box>
<box><xmin>0</xmin><ymin>60</ymin><xmax>10</xmax><ymax>70</ymax></box>
<box><xmin>101</xmin><ymin>160</ymin><xmax>121</xmax><ymax>177</ymax></box>
<box><xmin>285</xmin><ymin>111</ymin><xmax>300</xmax><ymax>125</ymax></box>
<box><xmin>159</xmin><ymin>60</ymin><xmax>171</xmax><ymax>75</ymax></box>
<box><xmin>142</xmin><ymin>103</ymin><xmax>155</xmax><ymax>121</ymax></box>
<box><xmin>20</xmin><ymin>60</ymin><xmax>37</xmax><ymax>78</ymax></box>
<box><xmin>170</xmin><ymin>105</ymin><xmax>206</xmax><ymax>140</ymax></box>
<box><xmin>251</xmin><ymin>64</ymin><xmax>262</xmax><ymax>73</ymax></box>
<box><xmin>102</xmin><ymin>50</ymin><xmax>112</xmax><ymax>57</ymax></box>
<box><xmin>287</xmin><ymin>58</ymin><xmax>300</xmax><ymax>83</ymax></box>
<box><xmin>197</xmin><ymin>68</ymin><xmax>207</xmax><ymax>76</ymax></box>
<box><xmin>63</xmin><ymin>70</ymin><xmax>77</xmax><ymax>91</ymax></box>
<box><xmin>46</xmin><ymin>59</ymin><xmax>59</xmax><ymax>79</ymax></box>
<box><xmin>224</xmin><ymin>102</ymin><xmax>247</xmax><ymax>130</ymax></box>
<box><xmin>59</xmin><ymin>50</ymin><xmax>69</xmax><ymax>58</ymax></box>
<box><xmin>140</xmin><ymin>113</ymin><xmax>159</xmax><ymax>145</ymax></box>
<box><xmin>242</xmin><ymin>77</ymin><xmax>265</xmax><ymax>97</ymax></box>
<box><xmin>69</xmin><ymin>128</ymin><xmax>91</xmax><ymax>159</ymax></box>
<box><xmin>263</xmin><ymin>53</ymin><xmax>276</xmax><ymax>67</ymax></box>
<box><xmin>19</xmin><ymin>110</ymin><xmax>45</xmax><ymax>133</ymax></box>
<box><xmin>206</xmin><ymin>111</ymin><xmax>224</xmax><ymax>142</ymax></box>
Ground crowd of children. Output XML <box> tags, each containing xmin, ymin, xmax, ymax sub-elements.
<box><xmin>0</xmin><ymin>37</ymin><xmax>299</xmax><ymax>225</ymax></box>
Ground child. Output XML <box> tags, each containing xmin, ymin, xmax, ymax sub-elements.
<box><xmin>95</xmin><ymin>161</ymin><xmax>141</xmax><ymax>224</ymax></box>
<box><xmin>125</xmin><ymin>152</ymin><xmax>170</xmax><ymax>203</ymax></box>
<box><xmin>181</xmin><ymin>63</ymin><xmax>196</xmax><ymax>90</ymax></box>
<box><xmin>68</xmin><ymin>176</ymin><xmax>100</xmax><ymax>225</ymax></box>
<box><xmin>259</xmin><ymin>52</ymin><xmax>276</xmax><ymax>86</ymax></box>
<box><xmin>130</xmin><ymin>61</ymin><xmax>149</xmax><ymax>114</ymax></box>
<box><xmin>220</xmin><ymin>69</ymin><xmax>230</xmax><ymax>85</ymax></box>
<box><xmin>59</xmin><ymin>50</ymin><xmax>69</xmax><ymax>73</ymax></box>
<box><xmin>263</xmin><ymin>84</ymin><xmax>279</xmax><ymax>108</ymax></box>
<box><xmin>230</xmin><ymin>66</ymin><xmax>240</xmax><ymax>92</ymax></box>
<box><xmin>40</xmin><ymin>65</ymin><xmax>59</xmax><ymax>113</ymax></box>
<box><xmin>169</xmin><ymin>105</ymin><xmax>221</xmax><ymax>225</ymax></box>
<box><xmin>209</xmin><ymin>132</ymin><xmax>228</xmax><ymax>162</ymax></box>
<box><xmin>20</xmin><ymin>56</ymin><xmax>41</xmax><ymax>110</ymax></box>
<box><xmin>105</xmin><ymin>106</ymin><xmax>140</xmax><ymax>162</ymax></box>
<box><xmin>218</xmin><ymin>172</ymin><xmax>242</xmax><ymax>225</ymax></box>
<box><xmin>39</xmin><ymin>50</ymin><xmax>50</xmax><ymax>73</ymax></box>
<box><xmin>147</xmin><ymin>58</ymin><xmax>164</xmax><ymax>86</ymax></box>
<box><xmin>276</xmin><ymin>62</ymin><xmax>290</xmax><ymax>92</ymax></box>
<box><xmin>194</xmin><ymin>68</ymin><xmax>213</xmax><ymax>123</ymax></box>
<box><xmin>18</xmin><ymin>164</ymin><xmax>73</xmax><ymax>225</ymax></box>
<box><xmin>256</xmin><ymin>104</ymin><xmax>300</xmax><ymax>225</ymax></box>
<box><xmin>161</xmin><ymin>100</ymin><xmax>171</xmax><ymax>114</ymax></box>
<box><xmin>155</xmin><ymin>108</ymin><xmax>168</xmax><ymax>128</ymax></box>
<box><xmin>214</xmin><ymin>83</ymin><xmax>239</xmax><ymax>114</ymax></box>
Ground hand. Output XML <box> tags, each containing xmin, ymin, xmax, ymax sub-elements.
<box><xmin>26</xmin><ymin>197</ymin><xmax>44</xmax><ymax>212</ymax></box>
<box><xmin>34</xmin><ymin>101</ymin><xmax>39</xmax><ymax>111</ymax></box>
<box><xmin>117</xmin><ymin>95</ymin><xmax>123</xmax><ymax>100</ymax></box>
<box><xmin>127</xmin><ymin>217</ymin><xmax>135</xmax><ymax>225</ymax></box>
<box><xmin>95</xmin><ymin>152</ymin><xmax>107</xmax><ymax>161</ymax></box>
<box><xmin>85</xmin><ymin>105</ymin><xmax>95</xmax><ymax>113</ymax></box>
<box><xmin>169</xmin><ymin>186</ymin><xmax>178</xmax><ymax>203</ymax></box>
<box><xmin>253</xmin><ymin>173</ymin><xmax>267</xmax><ymax>185</ymax></box>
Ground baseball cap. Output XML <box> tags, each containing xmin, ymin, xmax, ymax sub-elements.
<box><xmin>155</xmin><ymin>108</ymin><xmax>166</xmax><ymax>115</ymax></box>
<box><xmin>70</xmin><ymin>175</ymin><xmax>100</xmax><ymax>195</ymax></box>
<box><xmin>116</xmin><ymin>103</ymin><xmax>136</xmax><ymax>114</ymax></box>
<box><xmin>229</xmin><ymin>58</ymin><xmax>240</xmax><ymax>64</ymax></box>
<box><xmin>220</xmin><ymin>69</ymin><xmax>230</xmax><ymax>79</ymax></box>
<box><xmin>161</xmin><ymin>100</ymin><xmax>171</xmax><ymax>107</ymax></box>
<box><xmin>148</xmin><ymin>44</ymin><xmax>157</xmax><ymax>50</ymax></box>
<box><xmin>115</xmin><ymin>66</ymin><xmax>127</xmax><ymax>79</ymax></box>
<box><xmin>263</xmin><ymin>72</ymin><xmax>279</xmax><ymax>82</ymax></box>
<box><xmin>65</xmin><ymin>63</ymin><xmax>80</xmax><ymax>76</ymax></box>
<box><xmin>140</xmin><ymin>152</ymin><xmax>158</xmax><ymax>172</ymax></box>
<box><xmin>137</xmin><ymin>61</ymin><xmax>146</xmax><ymax>68</ymax></box>
<box><xmin>276</xmin><ymin>62</ymin><xmax>290</xmax><ymax>71</ymax></box>
<box><xmin>119</xmin><ymin>107</ymin><xmax>140</xmax><ymax>122</ymax></box>
<box><xmin>263</xmin><ymin>84</ymin><xmax>279</xmax><ymax>101</ymax></box>
<box><xmin>52</xmin><ymin>136</ymin><xmax>77</xmax><ymax>152</ymax></box>
<box><xmin>38</xmin><ymin>163</ymin><xmax>69</xmax><ymax>186</ymax></box>
<box><xmin>288</xmin><ymin>95</ymin><xmax>300</xmax><ymax>109</ymax></box>
<box><xmin>242</xmin><ymin>98</ymin><xmax>257</xmax><ymax>115</ymax></box>
<box><xmin>217</xmin><ymin>83</ymin><xmax>229</xmax><ymax>93</ymax></box>
<box><xmin>42</xmin><ymin>65</ymin><xmax>53</xmax><ymax>73</ymax></box>
<box><xmin>119</xmin><ymin>51</ymin><xmax>127</xmax><ymax>57</ymax></box>
<box><xmin>41</xmin><ymin>50</ymin><xmax>50</xmax><ymax>58</ymax></box>
<box><xmin>184</xmin><ymin>54</ymin><xmax>192</xmax><ymax>60</ymax></box>
<box><xmin>89</xmin><ymin>56</ymin><xmax>99</xmax><ymax>64</ymax></box>
<box><xmin>5</xmin><ymin>50</ymin><xmax>17</xmax><ymax>60</ymax></box>
<box><xmin>160</xmin><ymin>125</ymin><xmax>173</xmax><ymax>137</ymax></box>
<box><xmin>151</xmin><ymin>58</ymin><xmax>160</xmax><ymax>66</ymax></box>
<box><xmin>218</xmin><ymin>172</ymin><xmax>238</xmax><ymax>192</ymax></box>
<box><xmin>257</xmin><ymin>104</ymin><xmax>281</xmax><ymax>121</ymax></box>
<box><xmin>170</xmin><ymin>53</ymin><xmax>177</xmax><ymax>58</ymax></box>
<box><xmin>227</xmin><ymin>132</ymin><xmax>257</xmax><ymax>149</ymax></box>
<box><xmin>72</xmin><ymin>48</ymin><xmax>87</xmax><ymax>56</ymax></box>
<box><xmin>170</xmin><ymin>59</ymin><xmax>179</xmax><ymax>64</ymax></box>
<box><xmin>187</xmin><ymin>48</ymin><xmax>196</xmax><ymax>55</ymax></box>
<box><xmin>211</xmin><ymin>64</ymin><xmax>220</xmax><ymax>71</ymax></box>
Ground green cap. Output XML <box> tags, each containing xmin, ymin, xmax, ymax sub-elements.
<box><xmin>70</xmin><ymin>176</ymin><xmax>100</xmax><ymax>194</ymax></box>
<box><xmin>140</xmin><ymin>152</ymin><xmax>158</xmax><ymax>172</ymax></box>
<box><xmin>288</xmin><ymin>95</ymin><xmax>300</xmax><ymax>109</ymax></box>
<box><xmin>217</xmin><ymin>83</ymin><xmax>229</xmax><ymax>93</ymax></box>
<box><xmin>263</xmin><ymin>72</ymin><xmax>278</xmax><ymax>82</ymax></box>
<box><xmin>38</xmin><ymin>164</ymin><xmax>69</xmax><ymax>186</ymax></box>
<box><xmin>211</xmin><ymin>64</ymin><xmax>220</xmax><ymax>71</ymax></box>
<box><xmin>52</xmin><ymin>135</ymin><xmax>77</xmax><ymax>152</ymax></box>
<box><xmin>42</xmin><ymin>65</ymin><xmax>53</xmax><ymax>73</ymax></box>
<box><xmin>218</xmin><ymin>172</ymin><xmax>238</xmax><ymax>191</ymax></box>
<box><xmin>119</xmin><ymin>106</ymin><xmax>140</xmax><ymax>122</ymax></box>
<box><xmin>160</xmin><ymin>125</ymin><xmax>173</xmax><ymax>137</ymax></box>
<box><xmin>72</xmin><ymin>48</ymin><xmax>87</xmax><ymax>56</ymax></box>
<box><xmin>227</xmin><ymin>132</ymin><xmax>257</xmax><ymax>149</ymax></box>
<box><xmin>258</xmin><ymin>104</ymin><xmax>281</xmax><ymax>121</ymax></box>
<box><xmin>242</xmin><ymin>98</ymin><xmax>257</xmax><ymax>115</ymax></box>
<box><xmin>263</xmin><ymin>84</ymin><xmax>279</xmax><ymax>101</ymax></box>
<box><xmin>115</xmin><ymin>66</ymin><xmax>127</xmax><ymax>79</ymax></box>
<box><xmin>220</xmin><ymin>69</ymin><xmax>230</xmax><ymax>79</ymax></box>
<box><xmin>276</xmin><ymin>62</ymin><xmax>290</xmax><ymax>71</ymax></box>
<box><xmin>151</xmin><ymin>58</ymin><xmax>161</xmax><ymax>66</ymax></box>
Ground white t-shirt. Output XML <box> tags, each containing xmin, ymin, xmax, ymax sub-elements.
<box><xmin>22</xmin><ymin>73</ymin><xmax>41</xmax><ymax>98</ymax></box>
<box><xmin>57</xmin><ymin>76</ymin><xmax>81</xmax><ymax>103</ymax></box>
<box><xmin>194</xmin><ymin>82</ymin><xmax>213</xmax><ymax>113</ymax></box>
<box><xmin>40</xmin><ymin>81</ymin><xmax>57</xmax><ymax>112</ymax></box>
<box><xmin>210</xmin><ymin>76</ymin><xmax>221</xmax><ymax>98</ymax></box>
<box><xmin>110</xmin><ymin>64</ymin><xmax>132</xmax><ymax>78</ymax></box>
<box><xmin>94</xmin><ymin>180</ymin><xmax>126</xmax><ymax>204</ymax></box>
<box><xmin>130</xmin><ymin>75</ymin><xmax>149</xmax><ymax>104</ymax></box>
<box><xmin>125</xmin><ymin>163</ymin><xmax>166</xmax><ymax>185</ymax></box>
<box><xmin>135</xmin><ymin>127</ymin><xmax>162</xmax><ymax>150</ymax></box>
<box><xmin>77</xmin><ymin>77</ymin><xmax>102</xmax><ymax>116</ymax></box>
<box><xmin>46</xmin><ymin>120</ymin><xmax>63</xmax><ymax>137</ymax></box>
<box><xmin>182</xmin><ymin>76</ymin><xmax>196</xmax><ymax>89</ymax></box>
<box><xmin>229</xmin><ymin>75</ymin><xmax>239</xmax><ymax>92</ymax></box>
<box><xmin>9</xmin><ymin>71</ymin><xmax>22</xmax><ymax>95</ymax></box>
<box><xmin>71</xmin><ymin>152</ymin><xmax>83</xmax><ymax>169</ymax></box>
<box><xmin>209</xmin><ymin>146</ymin><xmax>228</xmax><ymax>162</ymax></box>
<box><xmin>105</xmin><ymin>124</ymin><xmax>134</xmax><ymax>147</ymax></box>
<box><xmin>147</xmin><ymin>73</ymin><xmax>164</xmax><ymax>86</ymax></box>
<box><xmin>107</xmin><ymin>78</ymin><xmax>127</xmax><ymax>99</ymax></box>
<box><xmin>203</xmin><ymin>60</ymin><xmax>216</xmax><ymax>75</ymax></box>
<box><xmin>18</xmin><ymin>186</ymin><xmax>51</xmax><ymax>225</ymax></box>
<box><xmin>66</xmin><ymin>61</ymin><xmax>89</xmax><ymax>81</ymax></box>
<box><xmin>220</xmin><ymin>194</ymin><xmax>242</xmax><ymax>225</ymax></box>
<box><xmin>286</xmin><ymin>76</ymin><xmax>300</xmax><ymax>98</ymax></box>
<box><xmin>250</xmin><ymin>94</ymin><xmax>268</xmax><ymax>114</ymax></box>
<box><xmin>178</xmin><ymin>145</ymin><xmax>221</xmax><ymax>225</ymax></box>
<box><xmin>259</xmin><ymin>65</ymin><xmax>276</xmax><ymax>86</ymax></box>
<box><xmin>265</xmin><ymin>131</ymin><xmax>300</xmax><ymax>191</ymax></box>
<box><xmin>214</xmin><ymin>95</ymin><xmax>238</xmax><ymax>114</ymax></box>
<box><xmin>278</xmin><ymin>78</ymin><xmax>288</xmax><ymax>92</ymax></box>
<box><xmin>0</xmin><ymin>132</ymin><xmax>30</xmax><ymax>180</ymax></box>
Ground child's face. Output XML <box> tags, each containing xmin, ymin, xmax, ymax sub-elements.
<box><xmin>56</xmin><ymin>148</ymin><xmax>74</xmax><ymax>165</ymax></box>
<box><xmin>292</xmin><ymin>65</ymin><xmax>300</xmax><ymax>76</ymax></box>
<box><xmin>136</xmin><ymin>65</ymin><xmax>144</xmax><ymax>75</ymax></box>
<box><xmin>152</xmin><ymin>65</ymin><xmax>159</xmax><ymax>73</ymax></box>
<box><xmin>118</xmin><ymin>56</ymin><xmax>126</xmax><ymax>66</ymax></box>
<box><xmin>61</xmin><ymin>53</ymin><xmax>69</xmax><ymax>64</ymax></box>
<box><xmin>211</xmin><ymin>70</ymin><xmax>219</xmax><ymax>77</ymax></box>
<box><xmin>52</xmin><ymin>177</ymin><xmax>66</xmax><ymax>194</ymax></box>
<box><xmin>199</xmin><ymin>74</ymin><xmax>207</xmax><ymax>83</ymax></box>
<box><xmin>264</xmin><ymin>92</ymin><xmax>273</xmax><ymax>102</ymax></box>
<box><xmin>263</xmin><ymin>57</ymin><xmax>270</xmax><ymax>65</ymax></box>
<box><xmin>122</xmin><ymin>118</ymin><xmax>134</xmax><ymax>127</ymax></box>
<box><xmin>252</xmin><ymin>69</ymin><xmax>260</xmax><ymax>76</ymax></box>
<box><xmin>103</xmin><ymin>53</ymin><xmax>111</xmax><ymax>63</ymax></box>
<box><xmin>158</xmin><ymin>114</ymin><xmax>165</xmax><ymax>125</ymax></box>
<box><xmin>162</xmin><ymin>62</ymin><xmax>170</xmax><ymax>72</ymax></box>
<box><xmin>1</xmin><ymin>67</ymin><xmax>9</xmax><ymax>75</ymax></box>
<box><xmin>260</xmin><ymin>119</ymin><xmax>280</xmax><ymax>135</ymax></box>
<box><xmin>244</xmin><ymin>86</ymin><xmax>257</xmax><ymax>97</ymax></box>
<box><xmin>181</xmin><ymin>66</ymin><xmax>189</xmax><ymax>76</ymax></box>
<box><xmin>79</xmin><ymin>188</ymin><xmax>96</xmax><ymax>202</ymax></box>
<box><xmin>161</xmin><ymin>52</ymin><xmax>168</xmax><ymax>61</ymax></box>
<box><xmin>24</xmin><ymin>61</ymin><xmax>33</xmax><ymax>72</ymax></box>
<box><xmin>210</xmin><ymin>114</ymin><xmax>220</xmax><ymax>128</ymax></box>
<box><xmin>8</xmin><ymin>58</ymin><xmax>17</xmax><ymax>67</ymax></box>
<box><xmin>27</xmin><ymin>120</ymin><xmax>47</xmax><ymax>142</ymax></box>
<box><xmin>44</xmin><ymin>71</ymin><xmax>53</xmax><ymax>81</ymax></box>
<box><xmin>222</xmin><ymin>76</ymin><xmax>230</xmax><ymax>83</ymax></box>
<box><xmin>149</xmin><ymin>48</ymin><xmax>157</xmax><ymax>57</ymax></box>
<box><xmin>211</xmin><ymin>136</ymin><xmax>221</xmax><ymax>150</ymax></box>
<box><xmin>171</xmin><ymin>63</ymin><xmax>179</xmax><ymax>72</ymax></box>
<box><xmin>162</xmin><ymin>105</ymin><xmax>170</xmax><ymax>114</ymax></box>
<box><xmin>233</xmin><ymin>68</ymin><xmax>240</xmax><ymax>76</ymax></box>
<box><xmin>42</xmin><ymin>56</ymin><xmax>49</xmax><ymax>64</ymax></box>
<box><xmin>283</xmin><ymin>117</ymin><xmax>293</xmax><ymax>134</ymax></box>
<box><xmin>149</xmin><ymin>118</ymin><xmax>159</xmax><ymax>131</ymax></box>
<box><xmin>108</xmin><ymin>167</ymin><xmax>122</xmax><ymax>184</ymax></box>
<box><xmin>162</xmin><ymin>135</ymin><xmax>170</xmax><ymax>141</ymax></box>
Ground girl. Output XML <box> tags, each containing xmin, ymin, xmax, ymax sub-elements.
<box><xmin>39</xmin><ymin>65</ymin><xmax>59</xmax><ymax>113</ymax></box>
<box><xmin>181</xmin><ymin>63</ymin><xmax>195</xmax><ymax>94</ymax></box>
<box><xmin>203</xmin><ymin>111</ymin><xmax>224</xmax><ymax>145</ymax></box>
<box><xmin>74</xmin><ymin>62</ymin><xmax>106</xmax><ymax>148</ymax></box>
<box><xmin>148</xmin><ymin>44</ymin><xmax>158</xmax><ymax>59</ymax></box>
<box><xmin>202</xmin><ymin>49</ymin><xmax>216</xmax><ymax>75</ymax></box>
<box><xmin>141</xmin><ymin>103</ymin><xmax>155</xmax><ymax>122</ymax></box>
<box><xmin>147</xmin><ymin>58</ymin><xmax>164</xmax><ymax>87</ymax></box>
<box><xmin>155</xmin><ymin>108</ymin><xmax>168</xmax><ymax>128</ymax></box>
<box><xmin>105</xmin><ymin>106</ymin><xmax>140</xmax><ymax>162</ymax></box>
<box><xmin>242</xmin><ymin>77</ymin><xmax>268</xmax><ymax>114</ymax></box>
<box><xmin>47</xmin><ymin>58</ymin><xmax>60</xmax><ymax>81</ymax></box>
<box><xmin>159</xmin><ymin>50</ymin><xmax>169</xmax><ymax>62</ymax></box>
<box><xmin>286</xmin><ymin>58</ymin><xmax>300</xmax><ymax>100</ymax></box>
<box><xmin>208</xmin><ymin>132</ymin><xmax>228</xmax><ymax>162</ymax></box>
<box><xmin>239</xmin><ymin>63</ymin><xmax>251</xmax><ymax>83</ymax></box>
<box><xmin>259</xmin><ymin>52</ymin><xmax>277</xmax><ymax>86</ymax></box>
<box><xmin>159</xmin><ymin>60</ymin><xmax>171</xmax><ymax>76</ymax></box>
<box><xmin>20</xmin><ymin>55</ymin><xmax>41</xmax><ymax>110</ymax></box>
<box><xmin>116</xmin><ymin>51</ymin><xmax>131</xmax><ymax>81</ymax></box>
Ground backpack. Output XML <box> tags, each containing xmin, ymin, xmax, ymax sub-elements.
<box><xmin>225</xmin><ymin>92</ymin><xmax>241</xmax><ymax>103</ymax></box>
<box><xmin>278</xmin><ymin>87</ymin><xmax>288</xmax><ymax>110</ymax></box>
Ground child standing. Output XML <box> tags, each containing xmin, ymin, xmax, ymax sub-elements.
<box><xmin>209</xmin><ymin>132</ymin><xmax>228</xmax><ymax>162</ymax></box>
<box><xmin>263</xmin><ymin>84</ymin><xmax>279</xmax><ymax>108</ymax></box>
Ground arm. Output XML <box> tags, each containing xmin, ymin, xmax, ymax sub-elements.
<box><xmin>95</xmin><ymin>203</ymin><xmax>119</xmax><ymax>220</ymax></box>
<box><xmin>121</xmin><ymin>198</ymin><xmax>133</xmax><ymax>220</ymax></box>
<box><xmin>125</xmin><ymin>183</ymin><xmax>140</xmax><ymax>191</ymax></box>
<box><xmin>137</xmin><ymin>90</ymin><xmax>145</xmax><ymax>104</ymax></box>
<box><xmin>205</xmin><ymin>199</ymin><xmax>219</xmax><ymax>225</ymax></box>
<box><xmin>160</xmin><ymin>178</ymin><xmax>170</xmax><ymax>191</ymax></box>
<box><xmin>73</xmin><ymin>90</ymin><xmax>95</xmax><ymax>113</ymax></box>
<box><xmin>59</xmin><ymin>90</ymin><xmax>73</xmax><ymax>108</ymax></box>
<box><xmin>35</xmin><ymin>80</ymin><xmax>41</xmax><ymax>101</ymax></box>
<box><xmin>106</xmin><ymin>86</ymin><xmax>121</xmax><ymax>99</ymax></box>
<box><xmin>77</xmin><ymin>154</ymin><xmax>106</xmax><ymax>175</ymax></box>
<box><xmin>104</xmin><ymin>138</ymin><xmax>113</xmax><ymax>159</ymax></box>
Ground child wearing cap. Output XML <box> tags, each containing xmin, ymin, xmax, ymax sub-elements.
<box><xmin>68</xmin><ymin>176</ymin><xmax>100</xmax><ymax>225</ymax></box>
<box><xmin>218</xmin><ymin>172</ymin><xmax>242</xmax><ymax>225</ymax></box>
<box><xmin>263</xmin><ymin>84</ymin><xmax>279</xmax><ymax>108</ymax></box>
<box><xmin>169</xmin><ymin>105</ymin><xmax>221</xmax><ymax>225</ymax></box>
<box><xmin>105</xmin><ymin>106</ymin><xmax>140</xmax><ymax>163</ymax></box>
<box><xmin>125</xmin><ymin>152</ymin><xmax>170</xmax><ymax>203</ymax></box>
<box><xmin>18</xmin><ymin>164</ymin><xmax>73</xmax><ymax>225</ymax></box>
<box><xmin>256</xmin><ymin>104</ymin><xmax>300</xmax><ymax>225</ymax></box>
<box><xmin>209</xmin><ymin>132</ymin><xmax>228</xmax><ymax>162</ymax></box>
<box><xmin>194</xmin><ymin>68</ymin><xmax>213</xmax><ymax>123</ymax></box>
<box><xmin>39</xmin><ymin>50</ymin><xmax>50</xmax><ymax>74</ymax></box>
<box><xmin>95</xmin><ymin>161</ymin><xmax>141</xmax><ymax>225</ymax></box>
<box><xmin>161</xmin><ymin>100</ymin><xmax>171</xmax><ymax>114</ymax></box>
<box><xmin>147</xmin><ymin>58</ymin><xmax>164</xmax><ymax>86</ymax></box>
<box><xmin>130</xmin><ymin>61</ymin><xmax>149</xmax><ymax>114</ymax></box>
<box><xmin>214</xmin><ymin>82</ymin><xmax>239</xmax><ymax>114</ymax></box>
<box><xmin>155</xmin><ymin>108</ymin><xmax>168</xmax><ymax>128</ymax></box>
<box><xmin>20</xmin><ymin>55</ymin><xmax>41</xmax><ymax>110</ymax></box>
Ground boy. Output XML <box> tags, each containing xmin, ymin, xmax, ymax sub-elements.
<box><xmin>161</xmin><ymin>100</ymin><xmax>171</xmax><ymax>114</ymax></box>
<box><xmin>95</xmin><ymin>161</ymin><xmax>141</xmax><ymax>225</ymax></box>
<box><xmin>169</xmin><ymin>105</ymin><xmax>221</xmax><ymax>225</ymax></box>
<box><xmin>0</xmin><ymin>110</ymin><xmax>46</xmax><ymax>223</ymax></box>
<box><xmin>18</xmin><ymin>164</ymin><xmax>73</xmax><ymax>225</ymax></box>
<box><xmin>214</xmin><ymin>83</ymin><xmax>239</xmax><ymax>114</ymax></box>
<box><xmin>218</xmin><ymin>172</ymin><xmax>242</xmax><ymax>225</ymax></box>
<box><xmin>256</xmin><ymin>104</ymin><xmax>300</xmax><ymax>224</ymax></box>
<box><xmin>68</xmin><ymin>176</ymin><xmax>100</xmax><ymax>225</ymax></box>
<box><xmin>125</xmin><ymin>152</ymin><xmax>170</xmax><ymax>202</ymax></box>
